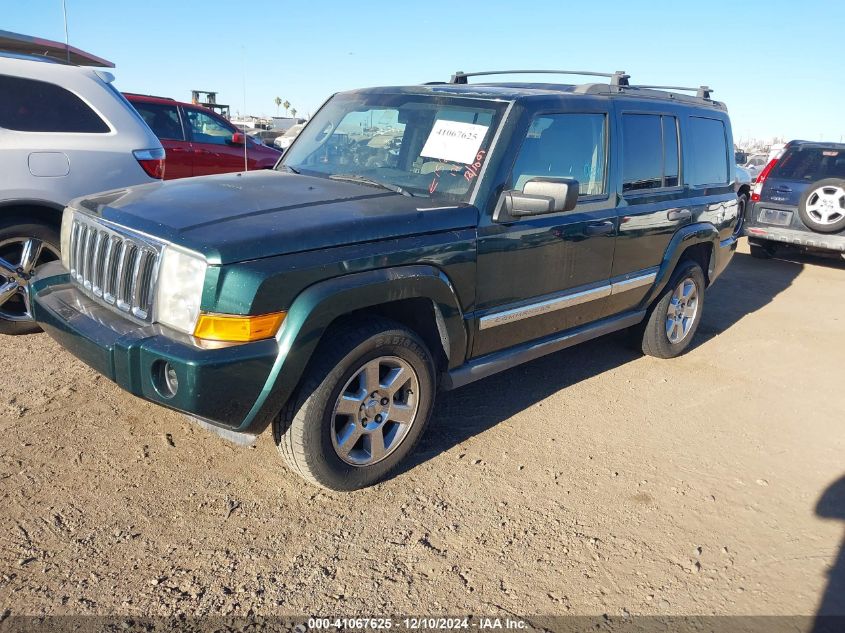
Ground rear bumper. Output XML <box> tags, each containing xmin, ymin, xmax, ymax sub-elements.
<box><xmin>744</xmin><ymin>225</ymin><xmax>845</xmax><ymax>252</ymax></box>
<box><xmin>32</xmin><ymin>262</ymin><xmax>280</xmax><ymax>436</ymax></box>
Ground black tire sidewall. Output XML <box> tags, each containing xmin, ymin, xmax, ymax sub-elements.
<box><xmin>798</xmin><ymin>178</ymin><xmax>845</xmax><ymax>234</ymax></box>
<box><xmin>0</xmin><ymin>217</ymin><xmax>60</xmax><ymax>336</ymax></box>
<box><xmin>643</xmin><ymin>261</ymin><xmax>706</xmax><ymax>358</ymax></box>
<box><xmin>298</xmin><ymin>327</ymin><xmax>435</xmax><ymax>490</ymax></box>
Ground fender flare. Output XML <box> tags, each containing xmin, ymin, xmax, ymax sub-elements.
<box><xmin>238</xmin><ymin>265</ymin><xmax>467</xmax><ymax>434</ymax></box>
<box><xmin>642</xmin><ymin>222</ymin><xmax>719</xmax><ymax>306</ymax></box>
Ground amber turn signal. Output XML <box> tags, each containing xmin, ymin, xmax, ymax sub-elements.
<box><xmin>193</xmin><ymin>311</ymin><xmax>286</xmax><ymax>343</ymax></box>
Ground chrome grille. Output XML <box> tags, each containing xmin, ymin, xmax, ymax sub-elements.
<box><xmin>68</xmin><ymin>215</ymin><xmax>162</xmax><ymax>321</ymax></box>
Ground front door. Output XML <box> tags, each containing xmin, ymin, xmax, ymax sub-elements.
<box><xmin>473</xmin><ymin>111</ymin><xmax>617</xmax><ymax>357</ymax></box>
<box><xmin>183</xmin><ymin>107</ymin><xmax>245</xmax><ymax>175</ymax></box>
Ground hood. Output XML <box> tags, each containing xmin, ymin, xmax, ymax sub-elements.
<box><xmin>73</xmin><ymin>171</ymin><xmax>478</xmax><ymax>265</ymax></box>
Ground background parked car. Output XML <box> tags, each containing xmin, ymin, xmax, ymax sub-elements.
<box><xmin>125</xmin><ymin>93</ymin><xmax>282</xmax><ymax>178</ymax></box>
<box><xmin>245</xmin><ymin>128</ymin><xmax>283</xmax><ymax>147</ymax></box>
<box><xmin>273</xmin><ymin>123</ymin><xmax>305</xmax><ymax>152</ymax></box>
<box><xmin>743</xmin><ymin>153</ymin><xmax>769</xmax><ymax>180</ymax></box>
<box><xmin>745</xmin><ymin>140</ymin><xmax>845</xmax><ymax>258</ymax></box>
<box><xmin>0</xmin><ymin>44</ymin><xmax>165</xmax><ymax>335</ymax></box>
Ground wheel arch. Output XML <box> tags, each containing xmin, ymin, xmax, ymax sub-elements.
<box><xmin>238</xmin><ymin>265</ymin><xmax>468</xmax><ymax>435</ymax></box>
<box><xmin>643</xmin><ymin>222</ymin><xmax>719</xmax><ymax>307</ymax></box>
<box><xmin>0</xmin><ymin>200</ymin><xmax>65</xmax><ymax>229</ymax></box>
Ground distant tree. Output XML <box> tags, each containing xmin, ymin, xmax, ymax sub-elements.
<box><xmin>291</xmin><ymin>108</ymin><xmax>297</xmax><ymax>118</ymax></box>
<box><xmin>274</xmin><ymin>96</ymin><xmax>282</xmax><ymax>115</ymax></box>
<box><xmin>283</xmin><ymin>100</ymin><xmax>290</xmax><ymax>116</ymax></box>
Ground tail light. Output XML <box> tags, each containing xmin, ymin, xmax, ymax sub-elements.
<box><xmin>751</xmin><ymin>158</ymin><xmax>778</xmax><ymax>201</ymax></box>
<box><xmin>133</xmin><ymin>148</ymin><xmax>166</xmax><ymax>179</ymax></box>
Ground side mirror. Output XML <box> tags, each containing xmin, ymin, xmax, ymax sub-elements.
<box><xmin>230</xmin><ymin>132</ymin><xmax>246</xmax><ymax>145</ymax></box>
<box><xmin>494</xmin><ymin>177</ymin><xmax>580</xmax><ymax>222</ymax></box>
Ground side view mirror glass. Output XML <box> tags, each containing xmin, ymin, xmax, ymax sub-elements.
<box><xmin>494</xmin><ymin>177</ymin><xmax>580</xmax><ymax>222</ymax></box>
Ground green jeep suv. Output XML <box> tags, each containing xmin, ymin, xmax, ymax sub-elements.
<box><xmin>29</xmin><ymin>70</ymin><xmax>740</xmax><ymax>490</ymax></box>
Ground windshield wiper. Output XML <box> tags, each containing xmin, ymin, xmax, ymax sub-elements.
<box><xmin>282</xmin><ymin>165</ymin><xmax>300</xmax><ymax>174</ymax></box>
<box><xmin>329</xmin><ymin>173</ymin><xmax>413</xmax><ymax>197</ymax></box>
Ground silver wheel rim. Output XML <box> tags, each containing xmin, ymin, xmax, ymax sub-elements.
<box><xmin>665</xmin><ymin>277</ymin><xmax>699</xmax><ymax>344</ymax></box>
<box><xmin>0</xmin><ymin>237</ymin><xmax>60</xmax><ymax>323</ymax></box>
<box><xmin>806</xmin><ymin>185</ymin><xmax>845</xmax><ymax>225</ymax></box>
<box><xmin>331</xmin><ymin>355</ymin><xmax>420</xmax><ymax>466</ymax></box>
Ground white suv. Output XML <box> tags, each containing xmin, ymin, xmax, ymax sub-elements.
<box><xmin>0</xmin><ymin>51</ymin><xmax>164</xmax><ymax>334</ymax></box>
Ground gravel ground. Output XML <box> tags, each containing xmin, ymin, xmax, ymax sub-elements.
<box><xmin>1</xmin><ymin>241</ymin><xmax>844</xmax><ymax>619</ymax></box>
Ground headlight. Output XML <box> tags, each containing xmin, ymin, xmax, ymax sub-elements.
<box><xmin>154</xmin><ymin>244</ymin><xmax>208</xmax><ymax>335</ymax></box>
<box><xmin>60</xmin><ymin>208</ymin><xmax>75</xmax><ymax>269</ymax></box>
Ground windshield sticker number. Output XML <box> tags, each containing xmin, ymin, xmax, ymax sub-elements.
<box><xmin>463</xmin><ymin>150</ymin><xmax>487</xmax><ymax>182</ymax></box>
<box><xmin>421</xmin><ymin>120</ymin><xmax>490</xmax><ymax>165</ymax></box>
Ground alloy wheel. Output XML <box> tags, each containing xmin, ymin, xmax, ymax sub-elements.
<box><xmin>805</xmin><ymin>185</ymin><xmax>845</xmax><ymax>225</ymax></box>
<box><xmin>331</xmin><ymin>355</ymin><xmax>420</xmax><ymax>466</ymax></box>
<box><xmin>0</xmin><ymin>238</ymin><xmax>60</xmax><ymax>323</ymax></box>
<box><xmin>665</xmin><ymin>277</ymin><xmax>699</xmax><ymax>344</ymax></box>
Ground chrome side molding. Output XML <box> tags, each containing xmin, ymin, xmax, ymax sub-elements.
<box><xmin>478</xmin><ymin>270</ymin><xmax>657</xmax><ymax>330</ymax></box>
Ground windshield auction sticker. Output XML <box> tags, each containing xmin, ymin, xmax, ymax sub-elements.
<box><xmin>421</xmin><ymin>120</ymin><xmax>490</xmax><ymax>165</ymax></box>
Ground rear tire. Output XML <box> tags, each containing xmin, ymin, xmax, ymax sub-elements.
<box><xmin>637</xmin><ymin>259</ymin><xmax>706</xmax><ymax>359</ymax></box>
<box><xmin>0</xmin><ymin>218</ymin><xmax>61</xmax><ymax>336</ymax></box>
<box><xmin>273</xmin><ymin>317</ymin><xmax>436</xmax><ymax>490</ymax></box>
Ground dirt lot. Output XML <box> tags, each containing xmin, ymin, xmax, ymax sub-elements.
<box><xmin>1</xmin><ymin>241</ymin><xmax>844</xmax><ymax>619</ymax></box>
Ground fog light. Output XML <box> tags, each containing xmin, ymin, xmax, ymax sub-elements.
<box><xmin>153</xmin><ymin>360</ymin><xmax>179</xmax><ymax>399</ymax></box>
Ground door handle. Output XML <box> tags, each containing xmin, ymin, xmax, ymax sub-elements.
<box><xmin>667</xmin><ymin>209</ymin><xmax>692</xmax><ymax>222</ymax></box>
<box><xmin>585</xmin><ymin>221</ymin><xmax>614</xmax><ymax>236</ymax></box>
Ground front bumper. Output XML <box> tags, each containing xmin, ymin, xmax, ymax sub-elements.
<box><xmin>32</xmin><ymin>262</ymin><xmax>280</xmax><ymax>436</ymax></box>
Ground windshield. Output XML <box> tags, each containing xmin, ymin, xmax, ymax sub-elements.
<box><xmin>279</xmin><ymin>93</ymin><xmax>508</xmax><ymax>201</ymax></box>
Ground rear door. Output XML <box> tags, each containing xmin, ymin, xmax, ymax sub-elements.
<box><xmin>131</xmin><ymin>100</ymin><xmax>192</xmax><ymax>179</ymax></box>
<box><xmin>761</xmin><ymin>146</ymin><xmax>845</xmax><ymax>207</ymax></box>
<box><xmin>183</xmin><ymin>107</ymin><xmax>245</xmax><ymax>175</ymax></box>
<box><xmin>608</xmin><ymin>109</ymin><xmax>686</xmax><ymax>314</ymax></box>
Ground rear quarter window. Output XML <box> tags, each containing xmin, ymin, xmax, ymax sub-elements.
<box><xmin>0</xmin><ymin>74</ymin><xmax>110</xmax><ymax>133</ymax></box>
<box><xmin>686</xmin><ymin>117</ymin><xmax>729</xmax><ymax>186</ymax></box>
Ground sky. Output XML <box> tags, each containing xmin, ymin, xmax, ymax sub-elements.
<box><xmin>4</xmin><ymin>0</ymin><xmax>845</xmax><ymax>145</ymax></box>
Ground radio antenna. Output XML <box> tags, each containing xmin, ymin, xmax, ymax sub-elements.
<box><xmin>62</xmin><ymin>0</ymin><xmax>70</xmax><ymax>63</ymax></box>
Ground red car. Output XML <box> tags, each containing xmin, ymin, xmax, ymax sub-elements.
<box><xmin>124</xmin><ymin>93</ymin><xmax>282</xmax><ymax>179</ymax></box>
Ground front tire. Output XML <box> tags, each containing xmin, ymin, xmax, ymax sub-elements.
<box><xmin>274</xmin><ymin>317</ymin><xmax>436</xmax><ymax>490</ymax></box>
<box><xmin>638</xmin><ymin>259</ymin><xmax>706</xmax><ymax>359</ymax></box>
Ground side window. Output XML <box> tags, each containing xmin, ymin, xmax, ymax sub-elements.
<box><xmin>621</xmin><ymin>114</ymin><xmax>680</xmax><ymax>191</ymax></box>
<box><xmin>185</xmin><ymin>109</ymin><xmax>234</xmax><ymax>145</ymax></box>
<box><xmin>510</xmin><ymin>113</ymin><xmax>606</xmax><ymax>196</ymax></box>
<box><xmin>0</xmin><ymin>74</ymin><xmax>109</xmax><ymax>133</ymax></box>
<box><xmin>687</xmin><ymin>117</ymin><xmax>729</xmax><ymax>186</ymax></box>
<box><xmin>133</xmin><ymin>102</ymin><xmax>184</xmax><ymax>141</ymax></box>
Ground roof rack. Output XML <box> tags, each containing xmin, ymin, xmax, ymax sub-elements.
<box><xmin>626</xmin><ymin>84</ymin><xmax>714</xmax><ymax>100</ymax></box>
<box><xmin>122</xmin><ymin>92</ymin><xmax>175</xmax><ymax>101</ymax></box>
<box><xmin>450</xmin><ymin>69</ymin><xmax>630</xmax><ymax>87</ymax></box>
<box><xmin>0</xmin><ymin>29</ymin><xmax>114</xmax><ymax>67</ymax></box>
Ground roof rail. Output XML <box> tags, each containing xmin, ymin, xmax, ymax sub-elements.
<box><xmin>0</xmin><ymin>29</ymin><xmax>114</xmax><ymax>67</ymax></box>
<box><xmin>627</xmin><ymin>85</ymin><xmax>714</xmax><ymax>100</ymax></box>
<box><xmin>122</xmin><ymin>92</ymin><xmax>176</xmax><ymax>101</ymax></box>
<box><xmin>450</xmin><ymin>69</ymin><xmax>631</xmax><ymax>87</ymax></box>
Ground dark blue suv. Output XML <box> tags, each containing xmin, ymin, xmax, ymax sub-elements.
<box><xmin>745</xmin><ymin>140</ymin><xmax>845</xmax><ymax>258</ymax></box>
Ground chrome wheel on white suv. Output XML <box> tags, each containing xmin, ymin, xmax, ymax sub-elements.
<box><xmin>0</xmin><ymin>224</ymin><xmax>61</xmax><ymax>335</ymax></box>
